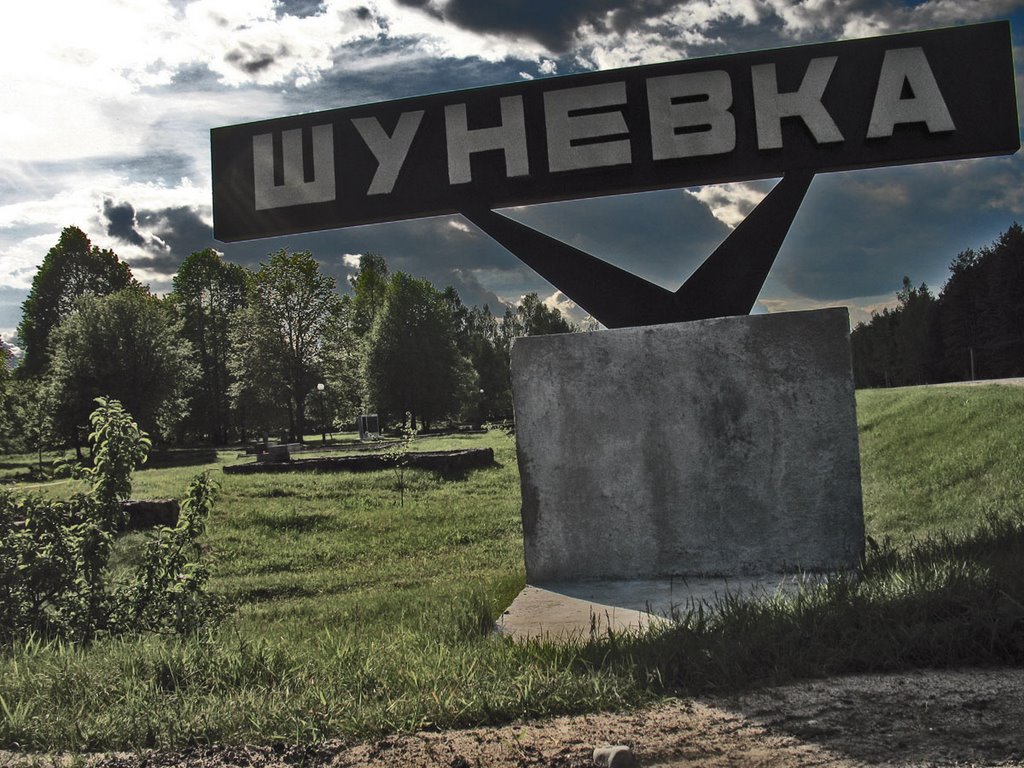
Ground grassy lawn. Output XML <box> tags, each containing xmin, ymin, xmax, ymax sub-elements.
<box><xmin>858</xmin><ymin>385</ymin><xmax>1024</xmax><ymax>540</ymax></box>
<box><xmin>2</xmin><ymin>386</ymin><xmax>1024</xmax><ymax>750</ymax></box>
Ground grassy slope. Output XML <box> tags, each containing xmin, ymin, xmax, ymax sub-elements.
<box><xmin>2</xmin><ymin>386</ymin><xmax>1024</xmax><ymax>749</ymax></box>
<box><xmin>858</xmin><ymin>385</ymin><xmax>1024</xmax><ymax>540</ymax></box>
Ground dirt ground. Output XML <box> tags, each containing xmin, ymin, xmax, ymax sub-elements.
<box><xmin>5</xmin><ymin>666</ymin><xmax>1023</xmax><ymax>768</ymax></box>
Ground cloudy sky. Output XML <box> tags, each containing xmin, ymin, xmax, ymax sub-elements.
<box><xmin>1</xmin><ymin>0</ymin><xmax>1023</xmax><ymax>342</ymax></box>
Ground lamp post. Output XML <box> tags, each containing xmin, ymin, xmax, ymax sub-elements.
<box><xmin>316</xmin><ymin>382</ymin><xmax>326</xmax><ymax>444</ymax></box>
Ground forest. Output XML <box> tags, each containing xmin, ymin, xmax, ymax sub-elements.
<box><xmin>3</xmin><ymin>221</ymin><xmax>1022</xmax><ymax>456</ymax></box>
<box><xmin>851</xmin><ymin>222</ymin><xmax>1024</xmax><ymax>389</ymax></box>
<box><xmin>0</xmin><ymin>227</ymin><xmax>576</xmax><ymax>454</ymax></box>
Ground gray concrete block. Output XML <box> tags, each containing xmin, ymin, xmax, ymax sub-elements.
<box><xmin>593</xmin><ymin>745</ymin><xmax>635</xmax><ymax>767</ymax></box>
<box><xmin>511</xmin><ymin>308</ymin><xmax>864</xmax><ymax>582</ymax></box>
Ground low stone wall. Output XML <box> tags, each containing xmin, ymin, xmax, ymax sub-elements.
<box><xmin>223</xmin><ymin>447</ymin><xmax>495</xmax><ymax>475</ymax></box>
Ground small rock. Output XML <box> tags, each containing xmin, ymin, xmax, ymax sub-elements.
<box><xmin>593</xmin><ymin>744</ymin><xmax>635</xmax><ymax>767</ymax></box>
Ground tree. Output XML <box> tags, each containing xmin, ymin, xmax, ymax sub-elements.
<box><xmin>0</xmin><ymin>341</ymin><xmax>13</xmax><ymax>452</ymax></box>
<box><xmin>852</xmin><ymin>223</ymin><xmax>1024</xmax><ymax>388</ymax></box>
<box><xmin>364</xmin><ymin>273</ymin><xmax>476</xmax><ymax>429</ymax></box>
<box><xmin>17</xmin><ymin>226</ymin><xmax>137</xmax><ymax>378</ymax></box>
<box><xmin>893</xmin><ymin>277</ymin><xmax>938</xmax><ymax>386</ymax></box>
<box><xmin>169</xmin><ymin>249</ymin><xmax>250</xmax><ymax>443</ymax></box>
<box><xmin>441</xmin><ymin>288</ymin><xmax>511</xmax><ymax>421</ymax></box>
<box><xmin>501</xmin><ymin>292</ymin><xmax>576</xmax><ymax>345</ymax></box>
<box><xmin>0</xmin><ymin>339</ymin><xmax>10</xmax><ymax>383</ymax></box>
<box><xmin>317</xmin><ymin>297</ymin><xmax>364</xmax><ymax>431</ymax></box>
<box><xmin>936</xmin><ymin>248</ymin><xmax>984</xmax><ymax>381</ymax></box>
<box><xmin>45</xmin><ymin>289</ymin><xmax>197</xmax><ymax>450</ymax></box>
<box><xmin>978</xmin><ymin>223</ymin><xmax>1024</xmax><ymax>378</ymax></box>
<box><xmin>851</xmin><ymin>308</ymin><xmax>900</xmax><ymax>388</ymax></box>
<box><xmin>468</xmin><ymin>308</ymin><xmax>514</xmax><ymax>420</ymax></box>
<box><xmin>349</xmin><ymin>253</ymin><xmax>389</xmax><ymax>337</ymax></box>
<box><xmin>850</xmin><ymin>278</ymin><xmax>937</xmax><ymax>388</ymax></box>
<box><xmin>242</xmin><ymin>249</ymin><xmax>341</xmax><ymax>440</ymax></box>
<box><xmin>227</xmin><ymin>303</ymin><xmax>292</xmax><ymax>440</ymax></box>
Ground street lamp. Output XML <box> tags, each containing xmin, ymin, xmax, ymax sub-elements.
<box><xmin>316</xmin><ymin>382</ymin><xmax>326</xmax><ymax>444</ymax></box>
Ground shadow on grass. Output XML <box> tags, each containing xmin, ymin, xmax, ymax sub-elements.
<box><xmin>436</xmin><ymin>462</ymin><xmax>501</xmax><ymax>482</ymax></box>
<box><xmin>143</xmin><ymin>447</ymin><xmax>219</xmax><ymax>470</ymax></box>
<box><xmin>561</xmin><ymin>511</ymin><xmax>1024</xmax><ymax>700</ymax></box>
<box><xmin>249</xmin><ymin>510</ymin><xmax>335</xmax><ymax>533</ymax></box>
<box><xmin>0</xmin><ymin>461</ymin><xmax>34</xmax><ymax>471</ymax></box>
<box><xmin>232</xmin><ymin>584</ymin><xmax>316</xmax><ymax>603</ymax></box>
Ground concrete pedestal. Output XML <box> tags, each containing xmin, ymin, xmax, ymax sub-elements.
<box><xmin>496</xmin><ymin>575</ymin><xmax>826</xmax><ymax>641</ymax></box>
<box><xmin>510</xmin><ymin>308</ymin><xmax>864</xmax><ymax>588</ymax></box>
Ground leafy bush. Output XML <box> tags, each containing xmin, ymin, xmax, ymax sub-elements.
<box><xmin>0</xmin><ymin>398</ymin><xmax>221</xmax><ymax>643</ymax></box>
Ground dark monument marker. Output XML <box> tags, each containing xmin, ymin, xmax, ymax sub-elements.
<box><xmin>212</xmin><ymin>22</ymin><xmax>1019</xmax><ymax>637</ymax></box>
<box><xmin>213</xmin><ymin>22</ymin><xmax>1017</xmax><ymax>328</ymax></box>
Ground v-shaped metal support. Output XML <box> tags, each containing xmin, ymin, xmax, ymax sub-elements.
<box><xmin>462</xmin><ymin>171</ymin><xmax>814</xmax><ymax>329</ymax></box>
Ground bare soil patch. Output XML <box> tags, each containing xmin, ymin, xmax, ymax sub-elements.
<box><xmin>5</xmin><ymin>667</ymin><xmax>1022</xmax><ymax>767</ymax></box>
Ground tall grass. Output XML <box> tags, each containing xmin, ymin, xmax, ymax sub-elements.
<box><xmin>1</xmin><ymin>386</ymin><xmax>1023</xmax><ymax>750</ymax></box>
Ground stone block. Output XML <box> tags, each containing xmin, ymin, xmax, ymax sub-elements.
<box><xmin>511</xmin><ymin>308</ymin><xmax>864</xmax><ymax>582</ymax></box>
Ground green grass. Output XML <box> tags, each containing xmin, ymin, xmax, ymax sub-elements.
<box><xmin>2</xmin><ymin>386</ymin><xmax>1024</xmax><ymax>750</ymax></box>
<box><xmin>858</xmin><ymin>385</ymin><xmax>1024</xmax><ymax>540</ymax></box>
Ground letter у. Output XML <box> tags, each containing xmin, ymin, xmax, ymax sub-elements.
<box><xmin>351</xmin><ymin>111</ymin><xmax>425</xmax><ymax>195</ymax></box>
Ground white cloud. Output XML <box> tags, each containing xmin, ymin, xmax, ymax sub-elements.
<box><xmin>756</xmin><ymin>294</ymin><xmax>898</xmax><ymax>328</ymax></box>
<box><xmin>371</xmin><ymin>0</ymin><xmax>548</xmax><ymax>63</ymax></box>
<box><xmin>0</xmin><ymin>233</ymin><xmax>65</xmax><ymax>290</ymax></box>
<box><xmin>686</xmin><ymin>182</ymin><xmax>771</xmax><ymax>229</ymax></box>
<box><xmin>342</xmin><ymin>253</ymin><xmax>363</xmax><ymax>269</ymax></box>
<box><xmin>0</xmin><ymin>0</ymin><xmax>1020</xmax><ymax>316</ymax></box>
<box><xmin>542</xmin><ymin>290</ymin><xmax>575</xmax><ymax>314</ymax></box>
<box><xmin>539</xmin><ymin>290</ymin><xmax>590</xmax><ymax>324</ymax></box>
<box><xmin>0</xmin><ymin>174</ymin><xmax>208</xmax><ymax>288</ymax></box>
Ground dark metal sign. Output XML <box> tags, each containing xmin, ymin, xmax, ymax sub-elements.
<box><xmin>212</xmin><ymin>21</ymin><xmax>1018</xmax><ymax>242</ymax></box>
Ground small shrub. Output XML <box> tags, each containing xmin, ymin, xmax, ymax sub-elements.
<box><xmin>382</xmin><ymin>414</ymin><xmax>415</xmax><ymax>506</ymax></box>
<box><xmin>0</xmin><ymin>398</ymin><xmax>222</xmax><ymax>643</ymax></box>
<box><xmin>85</xmin><ymin>397</ymin><xmax>151</xmax><ymax>516</ymax></box>
<box><xmin>112</xmin><ymin>471</ymin><xmax>223</xmax><ymax>635</ymax></box>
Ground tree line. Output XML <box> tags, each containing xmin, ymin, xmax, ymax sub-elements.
<box><xmin>0</xmin><ymin>226</ymin><xmax>576</xmax><ymax>454</ymax></box>
<box><xmin>851</xmin><ymin>223</ymin><xmax>1024</xmax><ymax>388</ymax></box>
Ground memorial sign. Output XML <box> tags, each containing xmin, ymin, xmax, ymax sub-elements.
<box><xmin>212</xmin><ymin>22</ymin><xmax>1017</xmax><ymax>242</ymax></box>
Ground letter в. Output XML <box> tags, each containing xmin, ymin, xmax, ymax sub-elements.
<box><xmin>647</xmin><ymin>70</ymin><xmax>736</xmax><ymax>160</ymax></box>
